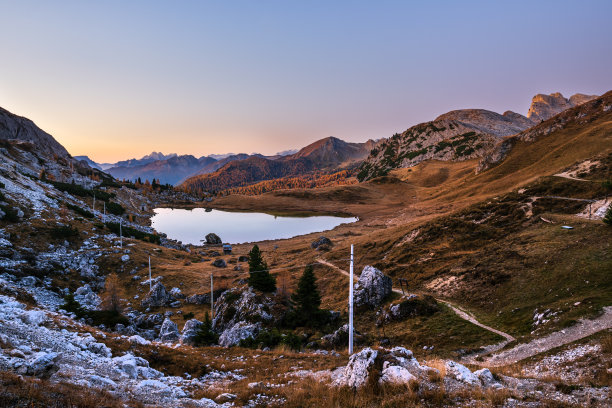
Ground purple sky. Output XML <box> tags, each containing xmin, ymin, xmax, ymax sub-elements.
<box><xmin>1</xmin><ymin>1</ymin><xmax>610</xmax><ymax>162</ymax></box>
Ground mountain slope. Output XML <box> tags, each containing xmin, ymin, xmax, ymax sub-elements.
<box><xmin>357</xmin><ymin>92</ymin><xmax>599</xmax><ymax>181</ymax></box>
<box><xmin>284</xmin><ymin>136</ymin><xmax>372</xmax><ymax>168</ymax></box>
<box><xmin>180</xmin><ymin>137</ymin><xmax>374</xmax><ymax>193</ymax></box>
<box><xmin>357</xmin><ymin>108</ymin><xmax>533</xmax><ymax>181</ymax></box>
<box><xmin>0</xmin><ymin>107</ymin><xmax>70</xmax><ymax>158</ymax></box>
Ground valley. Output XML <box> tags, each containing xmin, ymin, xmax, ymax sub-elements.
<box><xmin>0</xmin><ymin>91</ymin><xmax>610</xmax><ymax>407</ymax></box>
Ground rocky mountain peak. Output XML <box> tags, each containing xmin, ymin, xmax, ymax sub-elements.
<box><xmin>527</xmin><ymin>92</ymin><xmax>598</xmax><ymax>122</ymax></box>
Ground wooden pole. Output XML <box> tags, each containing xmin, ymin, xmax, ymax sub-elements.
<box><xmin>210</xmin><ymin>273</ymin><xmax>214</xmax><ymax>326</ymax></box>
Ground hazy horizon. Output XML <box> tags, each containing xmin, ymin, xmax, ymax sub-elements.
<box><xmin>1</xmin><ymin>1</ymin><xmax>611</xmax><ymax>162</ymax></box>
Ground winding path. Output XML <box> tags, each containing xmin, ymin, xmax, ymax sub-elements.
<box><xmin>315</xmin><ymin>258</ymin><xmax>515</xmax><ymax>345</ymax></box>
<box><xmin>478</xmin><ymin>306</ymin><xmax>612</xmax><ymax>367</ymax></box>
<box><xmin>317</xmin><ymin>258</ymin><xmax>612</xmax><ymax>367</ymax></box>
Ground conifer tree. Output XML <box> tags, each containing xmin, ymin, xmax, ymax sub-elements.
<box><xmin>247</xmin><ymin>244</ymin><xmax>276</xmax><ymax>292</ymax></box>
<box><xmin>290</xmin><ymin>265</ymin><xmax>323</xmax><ymax>326</ymax></box>
<box><xmin>194</xmin><ymin>313</ymin><xmax>218</xmax><ymax>346</ymax></box>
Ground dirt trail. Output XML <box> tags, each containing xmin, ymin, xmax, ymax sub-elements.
<box><xmin>477</xmin><ymin>306</ymin><xmax>612</xmax><ymax>367</ymax></box>
<box><xmin>315</xmin><ymin>258</ymin><xmax>515</xmax><ymax>345</ymax></box>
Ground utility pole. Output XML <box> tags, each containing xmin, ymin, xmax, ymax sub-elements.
<box><xmin>148</xmin><ymin>256</ymin><xmax>152</xmax><ymax>291</ymax></box>
<box><xmin>210</xmin><ymin>273</ymin><xmax>215</xmax><ymax>327</ymax></box>
<box><xmin>349</xmin><ymin>244</ymin><xmax>354</xmax><ymax>355</ymax></box>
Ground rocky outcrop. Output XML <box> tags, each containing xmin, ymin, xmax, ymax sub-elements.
<box><xmin>354</xmin><ymin>266</ymin><xmax>392</xmax><ymax>308</ymax></box>
<box><xmin>333</xmin><ymin>347</ymin><xmax>378</xmax><ymax>388</ymax></box>
<box><xmin>527</xmin><ymin>92</ymin><xmax>597</xmax><ymax>122</ymax></box>
<box><xmin>211</xmin><ymin>259</ymin><xmax>226</xmax><ymax>268</ymax></box>
<box><xmin>213</xmin><ymin>288</ymin><xmax>274</xmax><ymax>347</ymax></box>
<box><xmin>378</xmin><ymin>294</ymin><xmax>439</xmax><ymax>325</ymax></box>
<box><xmin>218</xmin><ymin>321</ymin><xmax>260</xmax><ymax>347</ymax></box>
<box><xmin>141</xmin><ymin>282</ymin><xmax>174</xmax><ymax>308</ymax></box>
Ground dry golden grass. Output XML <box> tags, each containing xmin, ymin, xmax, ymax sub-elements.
<box><xmin>0</xmin><ymin>370</ymin><xmax>138</xmax><ymax>408</ymax></box>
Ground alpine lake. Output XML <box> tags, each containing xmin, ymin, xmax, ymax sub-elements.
<box><xmin>150</xmin><ymin>207</ymin><xmax>358</xmax><ymax>245</ymax></box>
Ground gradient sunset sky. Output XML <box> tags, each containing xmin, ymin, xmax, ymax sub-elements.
<box><xmin>1</xmin><ymin>1</ymin><xmax>610</xmax><ymax>162</ymax></box>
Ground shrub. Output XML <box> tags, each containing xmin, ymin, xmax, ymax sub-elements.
<box><xmin>105</xmin><ymin>222</ymin><xmax>161</xmax><ymax>244</ymax></box>
<box><xmin>49</xmin><ymin>225</ymin><xmax>79</xmax><ymax>240</ymax></box>
<box><xmin>66</xmin><ymin>203</ymin><xmax>94</xmax><ymax>219</ymax></box>
<box><xmin>183</xmin><ymin>312</ymin><xmax>195</xmax><ymax>320</ymax></box>
<box><xmin>0</xmin><ymin>205</ymin><xmax>20</xmax><ymax>222</ymax></box>
<box><xmin>61</xmin><ymin>293</ymin><xmax>86</xmax><ymax>318</ymax></box>
<box><xmin>193</xmin><ymin>314</ymin><xmax>218</xmax><ymax>346</ymax></box>
<box><xmin>105</xmin><ymin>202</ymin><xmax>125</xmax><ymax>216</ymax></box>
<box><xmin>239</xmin><ymin>329</ymin><xmax>302</xmax><ymax>351</ymax></box>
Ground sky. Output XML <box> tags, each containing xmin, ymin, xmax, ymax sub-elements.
<box><xmin>1</xmin><ymin>1</ymin><xmax>611</xmax><ymax>163</ymax></box>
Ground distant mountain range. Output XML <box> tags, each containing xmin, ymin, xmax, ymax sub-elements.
<box><xmin>180</xmin><ymin>137</ymin><xmax>377</xmax><ymax>193</ymax></box>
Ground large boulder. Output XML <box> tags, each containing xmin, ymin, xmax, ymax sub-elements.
<box><xmin>180</xmin><ymin>319</ymin><xmax>203</xmax><ymax>346</ymax></box>
<box><xmin>354</xmin><ymin>266</ymin><xmax>392</xmax><ymax>308</ymax></box>
<box><xmin>141</xmin><ymin>282</ymin><xmax>175</xmax><ymax>308</ymax></box>
<box><xmin>159</xmin><ymin>318</ymin><xmax>179</xmax><ymax>342</ymax></box>
<box><xmin>205</xmin><ymin>233</ymin><xmax>222</xmax><ymax>245</ymax></box>
<box><xmin>185</xmin><ymin>293</ymin><xmax>210</xmax><ymax>305</ymax></box>
<box><xmin>333</xmin><ymin>347</ymin><xmax>378</xmax><ymax>388</ymax></box>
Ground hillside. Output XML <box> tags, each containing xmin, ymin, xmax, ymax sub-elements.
<box><xmin>0</xmin><ymin>106</ymin><xmax>70</xmax><ymax>158</ymax></box>
<box><xmin>357</xmin><ymin>92</ymin><xmax>599</xmax><ymax>181</ymax></box>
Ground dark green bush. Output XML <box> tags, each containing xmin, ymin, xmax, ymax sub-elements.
<box><xmin>105</xmin><ymin>202</ymin><xmax>125</xmax><ymax>216</ymax></box>
<box><xmin>193</xmin><ymin>314</ymin><xmax>218</xmax><ymax>346</ymax></box>
<box><xmin>66</xmin><ymin>203</ymin><xmax>94</xmax><ymax>219</ymax></box>
<box><xmin>49</xmin><ymin>225</ymin><xmax>79</xmax><ymax>240</ymax></box>
<box><xmin>105</xmin><ymin>222</ymin><xmax>161</xmax><ymax>244</ymax></box>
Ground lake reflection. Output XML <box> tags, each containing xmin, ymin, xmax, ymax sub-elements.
<box><xmin>151</xmin><ymin>208</ymin><xmax>357</xmax><ymax>245</ymax></box>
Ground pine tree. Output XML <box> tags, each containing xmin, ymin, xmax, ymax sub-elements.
<box><xmin>290</xmin><ymin>265</ymin><xmax>323</xmax><ymax>327</ymax></box>
<box><xmin>247</xmin><ymin>244</ymin><xmax>276</xmax><ymax>292</ymax></box>
<box><xmin>194</xmin><ymin>313</ymin><xmax>218</xmax><ymax>346</ymax></box>
<box><xmin>603</xmin><ymin>204</ymin><xmax>612</xmax><ymax>226</ymax></box>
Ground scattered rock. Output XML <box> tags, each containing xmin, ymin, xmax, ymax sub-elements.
<box><xmin>141</xmin><ymin>282</ymin><xmax>175</xmax><ymax>308</ymax></box>
<box><xmin>159</xmin><ymin>318</ymin><xmax>179</xmax><ymax>342</ymax></box>
<box><xmin>218</xmin><ymin>321</ymin><xmax>260</xmax><ymax>347</ymax></box>
<box><xmin>445</xmin><ymin>361</ymin><xmax>479</xmax><ymax>385</ymax></box>
<box><xmin>211</xmin><ymin>259</ymin><xmax>226</xmax><ymax>268</ymax></box>
<box><xmin>311</xmin><ymin>236</ymin><xmax>332</xmax><ymax>250</ymax></box>
<box><xmin>333</xmin><ymin>347</ymin><xmax>378</xmax><ymax>388</ymax></box>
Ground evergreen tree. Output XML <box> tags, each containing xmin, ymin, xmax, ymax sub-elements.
<box><xmin>193</xmin><ymin>313</ymin><xmax>218</xmax><ymax>346</ymax></box>
<box><xmin>61</xmin><ymin>293</ymin><xmax>86</xmax><ymax>318</ymax></box>
<box><xmin>603</xmin><ymin>203</ymin><xmax>612</xmax><ymax>226</ymax></box>
<box><xmin>247</xmin><ymin>245</ymin><xmax>276</xmax><ymax>292</ymax></box>
<box><xmin>291</xmin><ymin>265</ymin><xmax>323</xmax><ymax>326</ymax></box>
